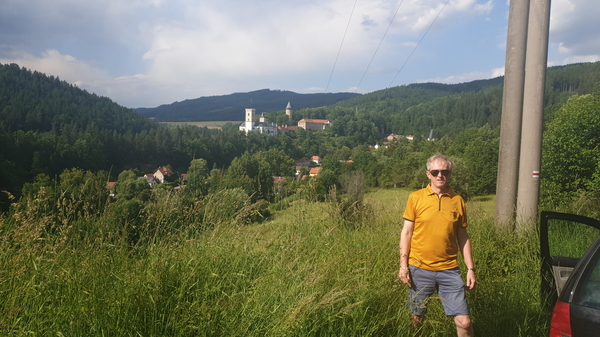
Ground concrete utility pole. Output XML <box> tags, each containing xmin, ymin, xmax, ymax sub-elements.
<box><xmin>495</xmin><ymin>0</ymin><xmax>531</xmax><ymax>228</ymax></box>
<box><xmin>516</xmin><ymin>0</ymin><xmax>552</xmax><ymax>230</ymax></box>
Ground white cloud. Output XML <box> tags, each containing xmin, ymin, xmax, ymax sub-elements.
<box><xmin>548</xmin><ymin>55</ymin><xmax>600</xmax><ymax>67</ymax></box>
<box><xmin>492</xmin><ymin>66</ymin><xmax>505</xmax><ymax>78</ymax></box>
<box><xmin>422</xmin><ymin>68</ymin><xmax>501</xmax><ymax>84</ymax></box>
<box><xmin>0</xmin><ymin>0</ymin><xmax>517</xmax><ymax>107</ymax></box>
<box><xmin>0</xmin><ymin>49</ymin><xmax>107</xmax><ymax>84</ymax></box>
<box><xmin>549</xmin><ymin>0</ymin><xmax>600</xmax><ymax>57</ymax></box>
<box><xmin>140</xmin><ymin>0</ymin><xmax>495</xmax><ymax>85</ymax></box>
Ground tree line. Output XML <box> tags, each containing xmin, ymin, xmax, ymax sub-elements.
<box><xmin>2</xmin><ymin>62</ymin><xmax>600</xmax><ymax>218</ymax></box>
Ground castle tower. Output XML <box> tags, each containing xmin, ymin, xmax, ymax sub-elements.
<box><xmin>285</xmin><ymin>101</ymin><xmax>293</xmax><ymax>122</ymax></box>
<box><xmin>259</xmin><ymin>112</ymin><xmax>266</xmax><ymax>123</ymax></box>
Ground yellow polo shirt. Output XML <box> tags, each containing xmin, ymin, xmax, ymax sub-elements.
<box><xmin>403</xmin><ymin>184</ymin><xmax>467</xmax><ymax>271</ymax></box>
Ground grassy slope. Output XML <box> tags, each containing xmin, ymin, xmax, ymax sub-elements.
<box><xmin>0</xmin><ymin>189</ymin><xmax>549</xmax><ymax>336</ymax></box>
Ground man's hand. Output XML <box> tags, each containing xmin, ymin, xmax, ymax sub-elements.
<box><xmin>399</xmin><ymin>266</ymin><xmax>412</xmax><ymax>287</ymax></box>
<box><xmin>465</xmin><ymin>269</ymin><xmax>476</xmax><ymax>290</ymax></box>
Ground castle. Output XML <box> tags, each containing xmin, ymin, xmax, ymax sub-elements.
<box><xmin>238</xmin><ymin>102</ymin><xmax>293</xmax><ymax>136</ymax></box>
<box><xmin>238</xmin><ymin>102</ymin><xmax>332</xmax><ymax>135</ymax></box>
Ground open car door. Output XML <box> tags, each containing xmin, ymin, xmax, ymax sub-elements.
<box><xmin>540</xmin><ymin>211</ymin><xmax>600</xmax><ymax>308</ymax></box>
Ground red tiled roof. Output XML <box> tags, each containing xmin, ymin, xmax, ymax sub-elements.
<box><xmin>278</xmin><ymin>126</ymin><xmax>298</xmax><ymax>131</ymax></box>
<box><xmin>309</xmin><ymin>167</ymin><xmax>322</xmax><ymax>175</ymax></box>
<box><xmin>298</xmin><ymin>119</ymin><xmax>331</xmax><ymax>123</ymax></box>
<box><xmin>156</xmin><ymin>166</ymin><xmax>173</xmax><ymax>175</ymax></box>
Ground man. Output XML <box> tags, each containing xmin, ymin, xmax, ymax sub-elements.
<box><xmin>398</xmin><ymin>153</ymin><xmax>476</xmax><ymax>337</ymax></box>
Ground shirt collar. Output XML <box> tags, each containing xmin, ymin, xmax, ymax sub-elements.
<box><xmin>425</xmin><ymin>183</ymin><xmax>453</xmax><ymax>196</ymax></box>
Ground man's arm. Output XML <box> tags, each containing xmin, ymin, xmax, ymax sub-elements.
<box><xmin>399</xmin><ymin>219</ymin><xmax>414</xmax><ymax>287</ymax></box>
<box><xmin>457</xmin><ymin>226</ymin><xmax>476</xmax><ymax>290</ymax></box>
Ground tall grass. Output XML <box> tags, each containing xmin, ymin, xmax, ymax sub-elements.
<box><xmin>0</xmin><ymin>189</ymin><xmax>551</xmax><ymax>336</ymax></box>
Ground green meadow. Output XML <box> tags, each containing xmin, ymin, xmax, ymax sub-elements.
<box><xmin>0</xmin><ymin>189</ymin><xmax>550</xmax><ymax>336</ymax></box>
<box><xmin>159</xmin><ymin>121</ymin><xmax>242</xmax><ymax>129</ymax></box>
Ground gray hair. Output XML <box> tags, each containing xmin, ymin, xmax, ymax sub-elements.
<box><xmin>426</xmin><ymin>153</ymin><xmax>454</xmax><ymax>171</ymax></box>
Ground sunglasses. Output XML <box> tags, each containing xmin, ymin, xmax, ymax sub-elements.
<box><xmin>429</xmin><ymin>169</ymin><xmax>450</xmax><ymax>177</ymax></box>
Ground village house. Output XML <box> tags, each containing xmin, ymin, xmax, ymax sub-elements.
<box><xmin>106</xmin><ymin>181</ymin><xmax>116</xmax><ymax>196</ymax></box>
<box><xmin>298</xmin><ymin>118</ymin><xmax>332</xmax><ymax>131</ymax></box>
<box><xmin>386</xmin><ymin>134</ymin><xmax>401</xmax><ymax>142</ymax></box>
<box><xmin>295</xmin><ymin>157</ymin><xmax>312</xmax><ymax>167</ymax></box>
<box><xmin>143</xmin><ymin>173</ymin><xmax>158</xmax><ymax>186</ymax></box>
<box><xmin>278</xmin><ymin>125</ymin><xmax>298</xmax><ymax>134</ymax></box>
<box><xmin>309</xmin><ymin>167</ymin><xmax>322</xmax><ymax>176</ymax></box>
<box><xmin>153</xmin><ymin>166</ymin><xmax>174</xmax><ymax>183</ymax></box>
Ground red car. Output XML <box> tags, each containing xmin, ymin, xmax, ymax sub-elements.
<box><xmin>540</xmin><ymin>211</ymin><xmax>600</xmax><ymax>337</ymax></box>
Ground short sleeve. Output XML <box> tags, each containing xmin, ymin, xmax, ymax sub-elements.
<box><xmin>459</xmin><ymin>196</ymin><xmax>467</xmax><ymax>228</ymax></box>
<box><xmin>403</xmin><ymin>193</ymin><xmax>416</xmax><ymax>222</ymax></box>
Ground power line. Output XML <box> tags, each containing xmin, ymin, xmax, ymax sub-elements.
<box><xmin>387</xmin><ymin>0</ymin><xmax>450</xmax><ymax>88</ymax></box>
<box><xmin>354</xmin><ymin>0</ymin><xmax>405</xmax><ymax>92</ymax></box>
<box><xmin>326</xmin><ymin>0</ymin><xmax>358</xmax><ymax>92</ymax></box>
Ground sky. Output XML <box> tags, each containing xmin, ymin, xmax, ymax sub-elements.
<box><xmin>1</xmin><ymin>0</ymin><xmax>599</xmax><ymax>109</ymax></box>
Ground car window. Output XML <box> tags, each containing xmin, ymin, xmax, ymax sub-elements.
<box><xmin>547</xmin><ymin>219</ymin><xmax>600</xmax><ymax>258</ymax></box>
<box><xmin>573</xmin><ymin>247</ymin><xmax>600</xmax><ymax>309</ymax></box>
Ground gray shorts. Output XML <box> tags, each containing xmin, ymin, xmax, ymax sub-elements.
<box><xmin>407</xmin><ymin>266</ymin><xmax>469</xmax><ymax>316</ymax></box>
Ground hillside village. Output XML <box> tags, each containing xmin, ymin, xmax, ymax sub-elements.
<box><xmin>104</xmin><ymin>133</ymin><xmax>423</xmax><ymax>198</ymax></box>
<box><xmin>2</xmin><ymin>61</ymin><xmax>600</xmax><ymax>212</ymax></box>
<box><xmin>105</xmin><ymin>101</ymin><xmax>427</xmax><ymax>197</ymax></box>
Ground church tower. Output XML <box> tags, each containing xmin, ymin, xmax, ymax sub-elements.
<box><xmin>285</xmin><ymin>102</ymin><xmax>293</xmax><ymax>122</ymax></box>
<box><xmin>244</xmin><ymin>108</ymin><xmax>255</xmax><ymax>134</ymax></box>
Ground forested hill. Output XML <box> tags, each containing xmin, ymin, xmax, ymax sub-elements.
<box><xmin>0</xmin><ymin>63</ymin><xmax>155</xmax><ymax>134</ymax></box>
<box><xmin>284</xmin><ymin>62</ymin><xmax>600</xmax><ymax>139</ymax></box>
<box><xmin>338</xmin><ymin>62</ymin><xmax>600</xmax><ymax>110</ymax></box>
<box><xmin>1</xmin><ymin>61</ymin><xmax>599</xmax><ymax>210</ymax></box>
<box><xmin>134</xmin><ymin>89</ymin><xmax>361</xmax><ymax>122</ymax></box>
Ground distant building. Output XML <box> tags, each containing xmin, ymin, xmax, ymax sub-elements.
<box><xmin>285</xmin><ymin>101</ymin><xmax>293</xmax><ymax>122</ymax></box>
<box><xmin>143</xmin><ymin>173</ymin><xmax>158</xmax><ymax>186</ymax></box>
<box><xmin>239</xmin><ymin>108</ymin><xmax>278</xmax><ymax>135</ymax></box>
<box><xmin>295</xmin><ymin>157</ymin><xmax>312</xmax><ymax>167</ymax></box>
<box><xmin>106</xmin><ymin>182</ymin><xmax>116</xmax><ymax>196</ymax></box>
<box><xmin>386</xmin><ymin>134</ymin><xmax>401</xmax><ymax>142</ymax></box>
<box><xmin>309</xmin><ymin>167</ymin><xmax>322</xmax><ymax>176</ymax></box>
<box><xmin>428</xmin><ymin>129</ymin><xmax>435</xmax><ymax>141</ymax></box>
<box><xmin>278</xmin><ymin>125</ymin><xmax>298</xmax><ymax>134</ymax></box>
<box><xmin>298</xmin><ymin>118</ymin><xmax>332</xmax><ymax>131</ymax></box>
<box><xmin>153</xmin><ymin>166</ymin><xmax>174</xmax><ymax>183</ymax></box>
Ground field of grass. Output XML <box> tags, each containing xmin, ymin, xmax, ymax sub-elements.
<box><xmin>160</xmin><ymin>121</ymin><xmax>242</xmax><ymax>129</ymax></box>
<box><xmin>0</xmin><ymin>189</ymin><xmax>551</xmax><ymax>336</ymax></box>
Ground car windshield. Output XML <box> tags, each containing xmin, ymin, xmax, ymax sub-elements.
<box><xmin>573</xmin><ymin>246</ymin><xmax>600</xmax><ymax>309</ymax></box>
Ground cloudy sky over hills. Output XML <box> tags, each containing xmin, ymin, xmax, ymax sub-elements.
<box><xmin>1</xmin><ymin>0</ymin><xmax>599</xmax><ymax>108</ymax></box>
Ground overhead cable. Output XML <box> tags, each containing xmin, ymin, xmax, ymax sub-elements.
<box><xmin>326</xmin><ymin>0</ymin><xmax>359</xmax><ymax>92</ymax></box>
<box><xmin>387</xmin><ymin>0</ymin><xmax>450</xmax><ymax>88</ymax></box>
<box><xmin>354</xmin><ymin>0</ymin><xmax>406</xmax><ymax>92</ymax></box>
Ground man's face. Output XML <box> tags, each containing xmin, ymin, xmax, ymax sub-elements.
<box><xmin>427</xmin><ymin>159</ymin><xmax>451</xmax><ymax>191</ymax></box>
